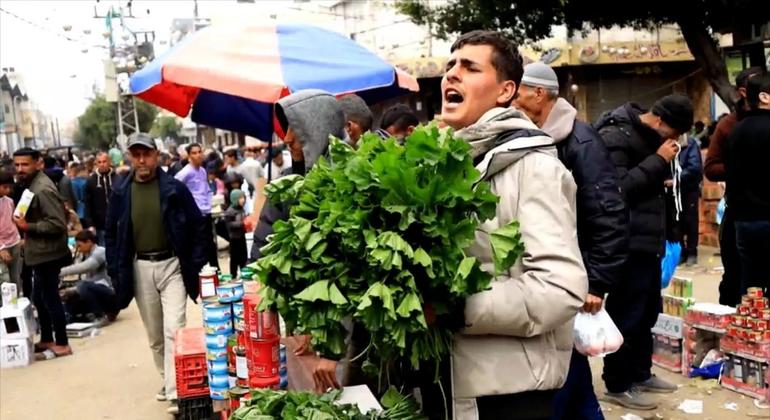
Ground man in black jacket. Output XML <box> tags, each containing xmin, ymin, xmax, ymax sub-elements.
<box><xmin>84</xmin><ymin>152</ymin><xmax>116</xmax><ymax>245</ymax></box>
<box><xmin>105</xmin><ymin>133</ymin><xmax>207</xmax><ymax>413</ymax></box>
<box><xmin>594</xmin><ymin>94</ymin><xmax>693</xmax><ymax>410</ymax></box>
<box><xmin>515</xmin><ymin>62</ymin><xmax>628</xmax><ymax>420</ymax></box>
<box><xmin>726</xmin><ymin>74</ymin><xmax>770</xmax><ymax>296</ymax></box>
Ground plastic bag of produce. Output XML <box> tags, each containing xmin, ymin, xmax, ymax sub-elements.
<box><xmin>573</xmin><ymin>308</ymin><xmax>624</xmax><ymax>357</ymax></box>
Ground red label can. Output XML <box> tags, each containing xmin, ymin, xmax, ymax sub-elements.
<box><xmin>734</xmin><ymin>316</ymin><xmax>746</xmax><ymax>327</ymax></box>
<box><xmin>249</xmin><ymin>337</ymin><xmax>280</xmax><ymax>378</ymax></box>
<box><xmin>250</xmin><ymin>311</ymin><xmax>280</xmax><ymax>340</ymax></box>
<box><xmin>754</xmin><ymin>297</ymin><xmax>768</xmax><ymax>310</ymax></box>
<box><xmin>762</xmin><ymin>309</ymin><xmax>770</xmax><ymax>321</ymax></box>
<box><xmin>747</xmin><ymin>287</ymin><xmax>763</xmax><ymax>299</ymax></box>
<box><xmin>249</xmin><ymin>375</ymin><xmax>280</xmax><ymax>390</ymax></box>
<box><xmin>738</xmin><ymin>305</ymin><xmax>751</xmax><ymax>316</ymax></box>
<box><xmin>755</xmin><ymin>319</ymin><xmax>768</xmax><ymax>331</ymax></box>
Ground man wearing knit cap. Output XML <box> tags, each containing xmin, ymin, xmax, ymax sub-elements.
<box><xmin>515</xmin><ymin>62</ymin><xmax>628</xmax><ymax>420</ymax></box>
<box><xmin>594</xmin><ymin>94</ymin><xmax>693</xmax><ymax>410</ymax></box>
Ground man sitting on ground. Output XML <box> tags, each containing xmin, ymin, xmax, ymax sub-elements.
<box><xmin>60</xmin><ymin>229</ymin><xmax>118</xmax><ymax>325</ymax></box>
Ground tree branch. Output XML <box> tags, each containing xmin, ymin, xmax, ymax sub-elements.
<box><xmin>676</xmin><ymin>17</ymin><xmax>737</xmax><ymax>110</ymax></box>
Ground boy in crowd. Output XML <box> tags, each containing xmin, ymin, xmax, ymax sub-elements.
<box><xmin>60</xmin><ymin>229</ymin><xmax>117</xmax><ymax>325</ymax></box>
<box><xmin>0</xmin><ymin>171</ymin><xmax>21</xmax><ymax>294</ymax></box>
<box><xmin>224</xmin><ymin>189</ymin><xmax>248</xmax><ymax>278</ymax></box>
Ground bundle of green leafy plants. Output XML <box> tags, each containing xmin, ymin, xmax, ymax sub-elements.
<box><xmin>229</xmin><ymin>387</ymin><xmax>425</xmax><ymax>420</ymax></box>
<box><xmin>254</xmin><ymin>125</ymin><xmax>524</xmax><ymax>372</ymax></box>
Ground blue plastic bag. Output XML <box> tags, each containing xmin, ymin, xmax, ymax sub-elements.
<box><xmin>716</xmin><ymin>197</ymin><xmax>726</xmax><ymax>225</ymax></box>
<box><xmin>661</xmin><ymin>240</ymin><xmax>681</xmax><ymax>289</ymax></box>
<box><xmin>689</xmin><ymin>361</ymin><xmax>724</xmax><ymax>379</ymax></box>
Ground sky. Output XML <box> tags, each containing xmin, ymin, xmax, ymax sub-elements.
<box><xmin>0</xmin><ymin>0</ymin><xmax>342</xmax><ymax>124</ymax></box>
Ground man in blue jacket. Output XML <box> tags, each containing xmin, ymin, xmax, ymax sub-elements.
<box><xmin>676</xmin><ymin>134</ymin><xmax>703</xmax><ymax>266</ymax></box>
<box><xmin>515</xmin><ymin>62</ymin><xmax>628</xmax><ymax>420</ymax></box>
<box><xmin>105</xmin><ymin>133</ymin><xmax>207</xmax><ymax>414</ymax></box>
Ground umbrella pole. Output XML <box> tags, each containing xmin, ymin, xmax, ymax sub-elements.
<box><xmin>267</xmin><ymin>140</ymin><xmax>273</xmax><ymax>183</ymax></box>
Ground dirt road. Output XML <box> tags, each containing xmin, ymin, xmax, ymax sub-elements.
<box><xmin>1</xmin><ymin>247</ymin><xmax>768</xmax><ymax>419</ymax></box>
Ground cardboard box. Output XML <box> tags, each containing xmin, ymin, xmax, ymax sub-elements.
<box><xmin>1</xmin><ymin>298</ymin><xmax>37</xmax><ymax>339</ymax></box>
<box><xmin>0</xmin><ymin>337</ymin><xmax>33</xmax><ymax>368</ymax></box>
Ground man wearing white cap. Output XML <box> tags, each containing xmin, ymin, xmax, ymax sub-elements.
<box><xmin>515</xmin><ymin>62</ymin><xmax>629</xmax><ymax>418</ymax></box>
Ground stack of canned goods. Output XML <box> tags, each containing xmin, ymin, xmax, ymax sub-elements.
<box><xmin>243</xmin><ymin>292</ymin><xmax>282</xmax><ymax>390</ymax></box>
<box><xmin>202</xmin><ymin>297</ymin><xmax>232</xmax><ymax>400</ymax></box>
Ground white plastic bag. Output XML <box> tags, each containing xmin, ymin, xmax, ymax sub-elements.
<box><xmin>573</xmin><ymin>308</ymin><xmax>624</xmax><ymax>357</ymax></box>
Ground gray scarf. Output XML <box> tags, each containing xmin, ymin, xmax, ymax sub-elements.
<box><xmin>456</xmin><ymin>107</ymin><xmax>541</xmax><ymax>158</ymax></box>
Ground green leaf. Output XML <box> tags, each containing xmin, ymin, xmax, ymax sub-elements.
<box><xmin>395</xmin><ymin>292</ymin><xmax>422</xmax><ymax>319</ymax></box>
<box><xmin>489</xmin><ymin>220</ymin><xmax>525</xmax><ymax>274</ymax></box>
<box><xmin>294</xmin><ymin>280</ymin><xmax>330</xmax><ymax>302</ymax></box>
<box><xmin>413</xmin><ymin>248</ymin><xmax>432</xmax><ymax>267</ymax></box>
<box><xmin>380</xmin><ymin>386</ymin><xmax>403</xmax><ymax>409</ymax></box>
<box><xmin>328</xmin><ymin>283</ymin><xmax>348</xmax><ymax>305</ymax></box>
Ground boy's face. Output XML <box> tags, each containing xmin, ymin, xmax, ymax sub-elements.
<box><xmin>441</xmin><ymin>44</ymin><xmax>517</xmax><ymax>130</ymax></box>
<box><xmin>76</xmin><ymin>240</ymin><xmax>94</xmax><ymax>254</ymax></box>
<box><xmin>238</xmin><ymin>195</ymin><xmax>246</xmax><ymax>207</ymax></box>
<box><xmin>0</xmin><ymin>184</ymin><xmax>11</xmax><ymax>197</ymax></box>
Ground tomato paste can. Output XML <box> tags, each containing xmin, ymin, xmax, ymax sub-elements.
<box><xmin>249</xmin><ymin>375</ymin><xmax>280</xmax><ymax>390</ymax></box>
<box><xmin>747</xmin><ymin>317</ymin><xmax>757</xmax><ymax>330</ymax></box>
<box><xmin>762</xmin><ymin>309</ymin><xmax>770</xmax><ymax>321</ymax></box>
<box><xmin>229</xmin><ymin>386</ymin><xmax>249</xmax><ymax>411</ymax></box>
<box><xmin>747</xmin><ymin>287</ymin><xmax>764</xmax><ymax>299</ymax></box>
<box><xmin>199</xmin><ymin>267</ymin><xmax>219</xmax><ymax>299</ymax></box>
<box><xmin>734</xmin><ymin>316</ymin><xmax>746</xmax><ymax>327</ymax></box>
<box><xmin>738</xmin><ymin>305</ymin><xmax>751</xmax><ymax>316</ymax></box>
<box><xmin>249</xmin><ymin>337</ymin><xmax>280</xmax><ymax>378</ymax></box>
<box><xmin>242</xmin><ymin>293</ymin><xmax>259</xmax><ymax>332</ymax></box>
<box><xmin>751</xmin><ymin>307</ymin><xmax>760</xmax><ymax>319</ymax></box>
<box><xmin>728</xmin><ymin>326</ymin><xmax>739</xmax><ymax>337</ymax></box>
<box><xmin>755</xmin><ymin>297</ymin><xmax>768</xmax><ymax>310</ymax></box>
<box><xmin>755</xmin><ymin>319</ymin><xmax>768</xmax><ymax>331</ymax></box>
<box><xmin>250</xmin><ymin>310</ymin><xmax>280</xmax><ymax>340</ymax></box>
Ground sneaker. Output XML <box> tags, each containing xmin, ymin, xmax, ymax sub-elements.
<box><xmin>633</xmin><ymin>374</ymin><xmax>678</xmax><ymax>393</ymax></box>
<box><xmin>602</xmin><ymin>390</ymin><xmax>657</xmax><ymax>410</ymax></box>
<box><xmin>155</xmin><ymin>386</ymin><xmax>167</xmax><ymax>402</ymax></box>
<box><xmin>166</xmin><ymin>400</ymin><xmax>179</xmax><ymax>415</ymax></box>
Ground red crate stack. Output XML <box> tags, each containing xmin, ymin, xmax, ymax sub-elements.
<box><xmin>174</xmin><ymin>327</ymin><xmax>210</xmax><ymax>398</ymax></box>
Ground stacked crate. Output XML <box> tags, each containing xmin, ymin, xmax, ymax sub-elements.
<box><xmin>698</xmin><ymin>160</ymin><xmax>722</xmax><ymax>248</ymax></box>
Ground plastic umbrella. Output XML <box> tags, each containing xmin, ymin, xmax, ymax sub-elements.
<box><xmin>129</xmin><ymin>22</ymin><xmax>419</xmax><ymax>140</ymax></box>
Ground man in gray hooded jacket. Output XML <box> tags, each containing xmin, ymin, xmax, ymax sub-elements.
<box><xmin>514</xmin><ymin>62</ymin><xmax>628</xmax><ymax>419</ymax></box>
<box><xmin>427</xmin><ymin>30</ymin><xmax>587</xmax><ymax>420</ymax></box>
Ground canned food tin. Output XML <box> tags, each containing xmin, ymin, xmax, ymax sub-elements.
<box><xmin>217</xmin><ymin>282</ymin><xmax>245</xmax><ymax>303</ymax></box>
<box><xmin>210</xmin><ymin>385</ymin><xmax>229</xmax><ymax>400</ymax></box>
<box><xmin>206</xmin><ymin>333</ymin><xmax>229</xmax><ymax>349</ymax></box>
<box><xmin>742</xmin><ymin>295</ymin><xmax>753</xmax><ymax>305</ymax></box>
<box><xmin>738</xmin><ymin>305</ymin><xmax>751</xmax><ymax>316</ymax></box>
<box><xmin>234</xmin><ymin>316</ymin><xmax>245</xmax><ymax>332</ymax></box>
<box><xmin>209</xmin><ymin>372</ymin><xmax>229</xmax><ymax>388</ymax></box>
<box><xmin>747</xmin><ymin>287</ymin><xmax>763</xmax><ymax>299</ymax></box>
<box><xmin>229</xmin><ymin>387</ymin><xmax>249</xmax><ymax>411</ymax></box>
<box><xmin>734</xmin><ymin>316</ymin><xmax>746</xmax><ymax>327</ymax></box>
<box><xmin>279</xmin><ymin>344</ymin><xmax>287</xmax><ymax>365</ymax></box>
<box><xmin>235</xmin><ymin>346</ymin><xmax>248</xmax><ymax>381</ymax></box>
<box><xmin>208</xmin><ymin>358</ymin><xmax>228</xmax><ymax>375</ymax></box>
<box><xmin>728</xmin><ymin>326</ymin><xmax>739</xmax><ymax>337</ymax></box>
<box><xmin>741</xmin><ymin>328</ymin><xmax>752</xmax><ymax>340</ymax></box>
<box><xmin>203</xmin><ymin>302</ymin><xmax>233</xmax><ymax>322</ymax></box>
<box><xmin>250</xmin><ymin>337</ymin><xmax>280</xmax><ymax>378</ymax></box>
<box><xmin>233</xmin><ymin>301</ymin><xmax>244</xmax><ymax>318</ymax></box>
<box><xmin>220</xmin><ymin>274</ymin><xmax>233</xmax><ymax>283</ymax></box>
<box><xmin>204</xmin><ymin>318</ymin><xmax>233</xmax><ymax>335</ymax></box>
<box><xmin>249</xmin><ymin>310</ymin><xmax>280</xmax><ymax>340</ymax></box>
<box><xmin>755</xmin><ymin>319</ymin><xmax>768</xmax><ymax>331</ymax></box>
<box><xmin>747</xmin><ymin>318</ymin><xmax>757</xmax><ymax>330</ymax></box>
<box><xmin>750</xmin><ymin>307</ymin><xmax>760</xmax><ymax>319</ymax></box>
<box><xmin>762</xmin><ymin>330</ymin><xmax>770</xmax><ymax>342</ymax></box>
<box><xmin>206</xmin><ymin>346</ymin><xmax>228</xmax><ymax>361</ymax></box>
<box><xmin>754</xmin><ymin>297</ymin><xmax>768</xmax><ymax>310</ymax></box>
<box><xmin>249</xmin><ymin>375</ymin><xmax>280</xmax><ymax>390</ymax></box>
<box><xmin>762</xmin><ymin>309</ymin><xmax>770</xmax><ymax>321</ymax></box>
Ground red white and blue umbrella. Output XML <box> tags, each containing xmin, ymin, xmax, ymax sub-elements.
<box><xmin>130</xmin><ymin>22</ymin><xmax>419</xmax><ymax>140</ymax></box>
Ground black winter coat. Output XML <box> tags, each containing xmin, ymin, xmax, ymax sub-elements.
<box><xmin>557</xmin><ymin>120</ymin><xmax>629</xmax><ymax>296</ymax></box>
<box><xmin>595</xmin><ymin>103</ymin><xmax>669</xmax><ymax>255</ymax></box>
<box><xmin>84</xmin><ymin>171</ymin><xmax>116</xmax><ymax>230</ymax></box>
<box><xmin>105</xmin><ymin>168</ymin><xmax>207</xmax><ymax>308</ymax></box>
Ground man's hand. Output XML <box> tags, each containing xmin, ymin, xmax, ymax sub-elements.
<box><xmin>663</xmin><ymin>179</ymin><xmax>674</xmax><ymax>188</ymax></box>
<box><xmin>313</xmin><ymin>358</ymin><xmax>340</xmax><ymax>393</ymax></box>
<box><xmin>656</xmin><ymin>139</ymin><xmax>680</xmax><ymax>162</ymax></box>
<box><xmin>0</xmin><ymin>249</ymin><xmax>11</xmax><ymax>264</ymax></box>
<box><xmin>294</xmin><ymin>335</ymin><xmax>312</xmax><ymax>356</ymax></box>
<box><xmin>582</xmin><ymin>293</ymin><xmax>604</xmax><ymax>314</ymax></box>
<box><xmin>12</xmin><ymin>215</ymin><xmax>28</xmax><ymax>232</ymax></box>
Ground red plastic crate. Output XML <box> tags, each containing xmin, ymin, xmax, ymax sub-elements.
<box><xmin>175</xmin><ymin>327</ymin><xmax>209</xmax><ymax>398</ymax></box>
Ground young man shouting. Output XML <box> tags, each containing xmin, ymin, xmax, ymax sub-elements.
<box><xmin>424</xmin><ymin>30</ymin><xmax>587</xmax><ymax>420</ymax></box>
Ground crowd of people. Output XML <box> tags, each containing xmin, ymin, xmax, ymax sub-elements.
<box><xmin>0</xmin><ymin>28</ymin><xmax>768</xmax><ymax>420</ymax></box>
